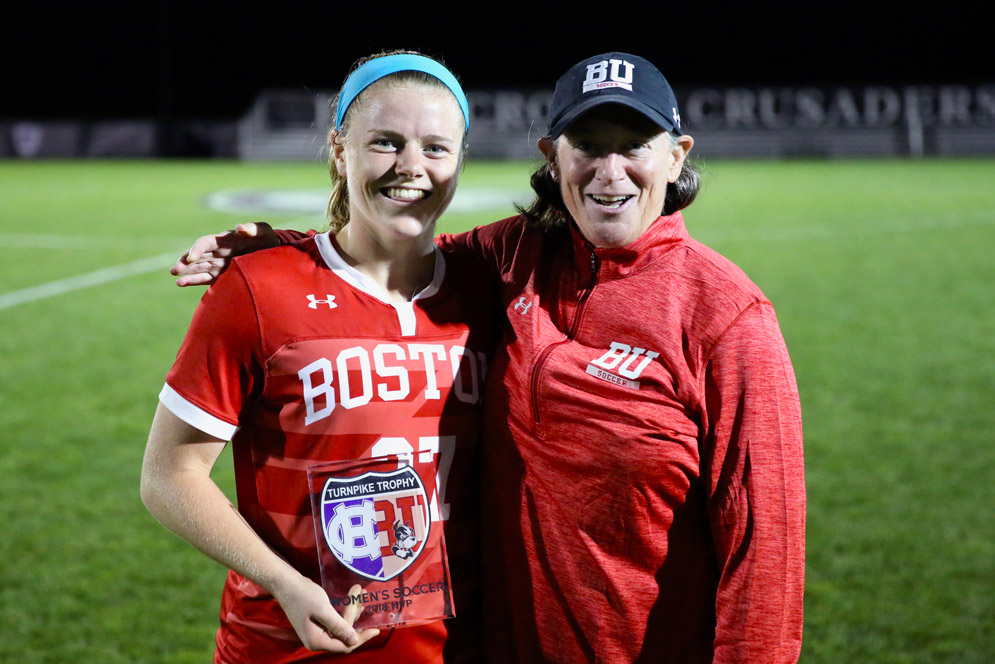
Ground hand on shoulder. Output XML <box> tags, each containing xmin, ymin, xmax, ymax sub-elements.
<box><xmin>171</xmin><ymin>222</ymin><xmax>279</xmax><ymax>286</ymax></box>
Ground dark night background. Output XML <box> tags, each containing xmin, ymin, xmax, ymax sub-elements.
<box><xmin>1</xmin><ymin>0</ymin><xmax>989</xmax><ymax>121</ymax></box>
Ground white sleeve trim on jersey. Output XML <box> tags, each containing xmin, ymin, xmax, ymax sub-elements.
<box><xmin>159</xmin><ymin>383</ymin><xmax>238</xmax><ymax>441</ymax></box>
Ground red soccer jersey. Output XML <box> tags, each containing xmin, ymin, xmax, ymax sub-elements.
<box><xmin>161</xmin><ymin>232</ymin><xmax>498</xmax><ymax>663</ymax></box>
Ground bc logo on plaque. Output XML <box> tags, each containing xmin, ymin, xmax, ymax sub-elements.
<box><xmin>318</xmin><ymin>465</ymin><xmax>430</xmax><ymax>581</ymax></box>
<box><xmin>307</xmin><ymin>455</ymin><xmax>454</xmax><ymax>629</ymax></box>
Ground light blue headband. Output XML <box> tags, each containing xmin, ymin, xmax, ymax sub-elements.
<box><xmin>334</xmin><ymin>54</ymin><xmax>470</xmax><ymax>132</ymax></box>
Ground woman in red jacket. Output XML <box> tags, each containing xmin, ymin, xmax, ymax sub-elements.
<box><xmin>174</xmin><ymin>52</ymin><xmax>805</xmax><ymax>664</ymax></box>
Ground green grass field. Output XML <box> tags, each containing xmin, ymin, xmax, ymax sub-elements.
<box><xmin>1</xmin><ymin>157</ymin><xmax>993</xmax><ymax>663</ymax></box>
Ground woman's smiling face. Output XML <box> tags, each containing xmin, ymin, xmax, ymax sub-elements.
<box><xmin>542</xmin><ymin>104</ymin><xmax>692</xmax><ymax>248</ymax></box>
<box><xmin>333</xmin><ymin>80</ymin><xmax>465</xmax><ymax>245</ymax></box>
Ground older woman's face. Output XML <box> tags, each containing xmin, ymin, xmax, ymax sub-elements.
<box><xmin>541</xmin><ymin>105</ymin><xmax>692</xmax><ymax>248</ymax></box>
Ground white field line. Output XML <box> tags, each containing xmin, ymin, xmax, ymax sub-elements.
<box><xmin>0</xmin><ymin>252</ymin><xmax>180</xmax><ymax>311</ymax></box>
<box><xmin>0</xmin><ymin>233</ymin><xmax>194</xmax><ymax>250</ymax></box>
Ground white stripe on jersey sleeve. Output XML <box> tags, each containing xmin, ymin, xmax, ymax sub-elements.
<box><xmin>159</xmin><ymin>383</ymin><xmax>238</xmax><ymax>441</ymax></box>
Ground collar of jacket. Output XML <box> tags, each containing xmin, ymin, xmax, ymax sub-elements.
<box><xmin>568</xmin><ymin>212</ymin><xmax>690</xmax><ymax>278</ymax></box>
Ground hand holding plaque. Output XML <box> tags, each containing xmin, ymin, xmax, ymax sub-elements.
<box><xmin>307</xmin><ymin>455</ymin><xmax>455</xmax><ymax>630</ymax></box>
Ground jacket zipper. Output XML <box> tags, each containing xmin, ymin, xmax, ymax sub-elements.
<box><xmin>530</xmin><ymin>250</ymin><xmax>600</xmax><ymax>428</ymax></box>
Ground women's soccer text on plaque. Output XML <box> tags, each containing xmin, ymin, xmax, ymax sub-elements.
<box><xmin>307</xmin><ymin>455</ymin><xmax>454</xmax><ymax>630</ymax></box>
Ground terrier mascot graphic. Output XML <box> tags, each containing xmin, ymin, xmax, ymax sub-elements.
<box><xmin>391</xmin><ymin>520</ymin><xmax>418</xmax><ymax>560</ymax></box>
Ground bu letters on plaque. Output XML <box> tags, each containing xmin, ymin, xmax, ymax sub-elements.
<box><xmin>307</xmin><ymin>455</ymin><xmax>454</xmax><ymax>629</ymax></box>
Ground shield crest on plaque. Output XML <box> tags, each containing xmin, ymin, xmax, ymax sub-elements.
<box><xmin>318</xmin><ymin>466</ymin><xmax>431</xmax><ymax>582</ymax></box>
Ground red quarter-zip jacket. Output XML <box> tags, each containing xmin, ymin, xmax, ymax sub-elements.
<box><xmin>440</xmin><ymin>212</ymin><xmax>805</xmax><ymax>664</ymax></box>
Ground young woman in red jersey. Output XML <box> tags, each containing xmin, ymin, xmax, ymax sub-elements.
<box><xmin>142</xmin><ymin>52</ymin><xmax>497</xmax><ymax>662</ymax></box>
<box><xmin>172</xmin><ymin>52</ymin><xmax>805</xmax><ymax>664</ymax></box>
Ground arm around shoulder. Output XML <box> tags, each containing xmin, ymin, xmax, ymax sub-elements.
<box><xmin>436</xmin><ymin>215</ymin><xmax>528</xmax><ymax>278</ymax></box>
<box><xmin>170</xmin><ymin>222</ymin><xmax>307</xmax><ymax>287</ymax></box>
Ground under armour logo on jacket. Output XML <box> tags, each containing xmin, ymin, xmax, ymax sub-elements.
<box><xmin>307</xmin><ymin>294</ymin><xmax>337</xmax><ymax>309</ymax></box>
<box><xmin>513</xmin><ymin>296</ymin><xmax>533</xmax><ymax>315</ymax></box>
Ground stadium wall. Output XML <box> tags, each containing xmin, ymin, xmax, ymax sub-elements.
<box><xmin>2</xmin><ymin>84</ymin><xmax>993</xmax><ymax>160</ymax></box>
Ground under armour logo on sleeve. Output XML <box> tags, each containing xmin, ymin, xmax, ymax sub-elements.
<box><xmin>307</xmin><ymin>294</ymin><xmax>337</xmax><ymax>309</ymax></box>
<box><xmin>513</xmin><ymin>296</ymin><xmax>533</xmax><ymax>315</ymax></box>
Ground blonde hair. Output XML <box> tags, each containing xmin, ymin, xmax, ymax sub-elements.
<box><xmin>325</xmin><ymin>50</ymin><xmax>468</xmax><ymax>231</ymax></box>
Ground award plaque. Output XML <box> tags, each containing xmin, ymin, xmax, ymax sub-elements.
<box><xmin>307</xmin><ymin>455</ymin><xmax>454</xmax><ymax>630</ymax></box>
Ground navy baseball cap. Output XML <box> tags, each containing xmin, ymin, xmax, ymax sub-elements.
<box><xmin>548</xmin><ymin>52</ymin><xmax>683</xmax><ymax>138</ymax></box>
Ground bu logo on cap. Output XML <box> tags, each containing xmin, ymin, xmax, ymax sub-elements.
<box><xmin>583</xmin><ymin>59</ymin><xmax>635</xmax><ymax>93</ymax></box>
<box><xmin>318</xmin><ymin>466</ymin><xmax>431</xmax><ymax>581</ymax></box>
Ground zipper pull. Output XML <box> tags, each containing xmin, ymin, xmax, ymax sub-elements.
<box><xmin>590</xmin><ymin>251</ymin><xmax>598</xmax><ymax>274</ymax></box>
